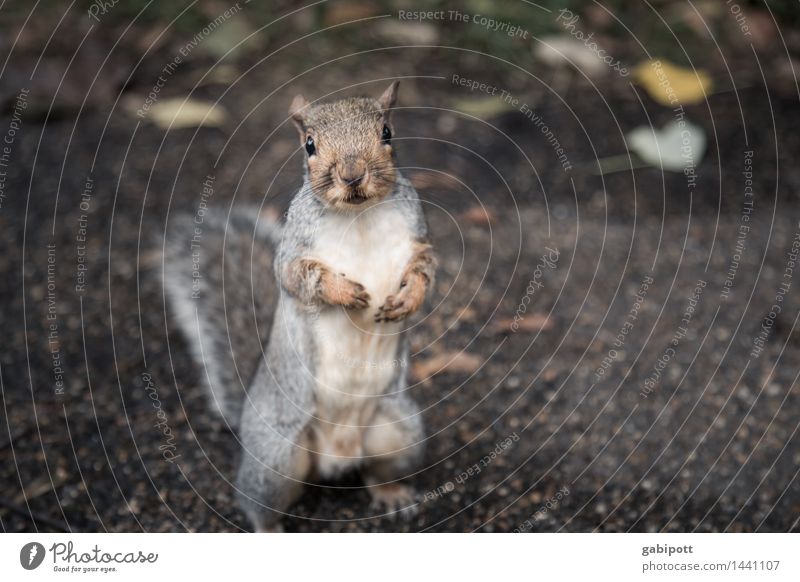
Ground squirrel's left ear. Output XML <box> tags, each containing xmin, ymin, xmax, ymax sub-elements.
<box><xmin>289</xmin><ymin>94</ymin><xmax>309</xmax><ymax>139</ymax></box>
<box><xmin>378</xmin><ymin>81</ymin><xmax>399</xmax><ymax>116</ymax></box>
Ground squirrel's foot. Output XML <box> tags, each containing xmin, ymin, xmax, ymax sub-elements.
<box><xmin>375</xmin><ymin>274</ymin><xmax>426</xmax><ymax>322</ymax></box>
<box><xmin>368</xmin><ymin>483</ymin><xmax>418</xmax><ymax>521</ymax></box>
<box><xmin>322</xmin><ymin>272</ymin><xmax>371</xmax><ymax>309</ymax></box>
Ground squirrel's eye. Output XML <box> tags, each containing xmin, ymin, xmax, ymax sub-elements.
<box><xmin>381</xmin><ymin>124</ymin><xmax>392</xmax><ymax>144</ymax></box>
<box><xmin>305</xmin><ymin>136</ymin><xmax>315</xmax><ymax>156</ymax></box>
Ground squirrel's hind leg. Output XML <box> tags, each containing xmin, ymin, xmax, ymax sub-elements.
<box><xmin>362</xmin><ymin>394</ymin><xmax>425</xmax><ymax>521</ymax></box>
<box><xmin>235</xmin><ymin>364</ymin><xmax>314</xmax><ymax>532</ymax></box>
<box><xmin>236</xmin><ymin>426</ymin><xmax>312</xmax><ymax>532</ymax></box>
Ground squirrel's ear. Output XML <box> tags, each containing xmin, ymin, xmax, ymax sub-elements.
<box><xmin>289</xmin><ymin>94</ymin><xmax>309</xmax><ymax>137</ymax></box>
<box><xmin>378</xmin><ymin>81</ymin><xmax>399</xmax><ymax>115</ymax></box>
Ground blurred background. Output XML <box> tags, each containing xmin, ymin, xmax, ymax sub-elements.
<box><xmin>1</xmin><ymin>0</ymin><xmax>799</xmax><ymax>532</ymax></box>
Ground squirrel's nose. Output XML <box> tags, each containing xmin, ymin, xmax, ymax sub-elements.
<box><xmin>343</xmin><ymin>174</ymin><xmax>363</xmax><ymax>187</ymax></box>
<box><xmin>339</xmin><ymin>160</ymin><xmax>367</xmax><ymax>187</ymax></box>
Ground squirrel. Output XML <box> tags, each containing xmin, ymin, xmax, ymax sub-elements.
<box><xmin>161</xmin><ymin>81</ymin><xmax>436</xmax><ymax>531</ymax></box>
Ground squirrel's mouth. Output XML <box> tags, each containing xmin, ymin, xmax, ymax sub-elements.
<box><xmin>322</xmin><ymin>165</ymin><xmax>395</xmax><ymax>208</ymax></box>
<box><xmin>343</xmin><ymin>190</ymin><xmax>369</xmax><ymax>205</ymax></box>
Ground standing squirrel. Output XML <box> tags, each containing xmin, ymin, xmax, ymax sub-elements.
<box><xmin>162</xmin><ymin>82</ymin><xmax>436</xmax><ymax>531</ymax></box>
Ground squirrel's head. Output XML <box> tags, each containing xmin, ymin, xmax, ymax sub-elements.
<box><xmin>289</xmin><ymin>82</ymin><xmax>399</xmax><ymax>209</ymax></box>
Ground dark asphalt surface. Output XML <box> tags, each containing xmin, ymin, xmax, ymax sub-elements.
<box><xmin>1</xmin><ymin>6</ymin><xmax>799</xmax><ymax>532</ymax></box>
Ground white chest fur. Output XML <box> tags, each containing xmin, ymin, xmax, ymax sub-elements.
<box><xmin>309</xmin><ymin>201</ymin><xmax>414</xmax><ymax>476</ymax></box>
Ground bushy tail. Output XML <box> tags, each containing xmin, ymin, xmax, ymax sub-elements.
<box><xmin>161</xmin><ymin>206</ymin><xmax>282</xmax><ymax>430</ymax></box>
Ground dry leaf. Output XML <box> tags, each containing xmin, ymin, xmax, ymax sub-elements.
<box><xmin>146</xmin><ymin>98</ymin><xmax>229</xmax><ymax>129</ymax></box>
<box><xmin>202</xmin><ymin>16</ymin><xmax>263</xmax><ymax>59</ymax></box>
<box><xmin>626</xmin><ymin>119</ymin><xmax>706</xmax><ymax>172</ymax></box>
<box><xmin>412</xmin><ymin>351</ymin><xmax>482</xmax><ymax>381</ymax></box>
<box><xmin>671</xmin><ymin>1</ymin><xmax>721</xmax><ymax>39</ymax></box>
<box><xmin>534</xmin><ymin>35</ymin><xmax>610</xmax><ymax>77</ymax></box>
<box><xmin>375</xmin><ymin>20</ymin><xmax>439</xmax><ymax>44</ymax></box>
<box><xmin>542</xmin><ymin>368</ymin><xmax>558</xmax><ymax>382</ymax></box>
<box><xmin>459</xmin><ymin>206</ymin><xmax>494</xmax><ymax>226</ymax></box>
<box><xmin>633</xmin><ymin>59</ymin><xmax>712</xmax><ymax>107</ymax></box>
<box><xmin>493</xmin><ymin>313</ymin><xmax>553</xmax><ymax>334</ymax></box>
<box><xmin>746</xmin><ymin>10</ymin><xmax>777</xmax><ymax>50</ymax></box>
<box><xmin>453</xmin><ymin>306</ymin><xmax>477</xmax><ymax>324</ymax></box>
<box><xmin>585</xmin><ymin>4</ymin><xmax>614</xmax><ymax>28</ymax></box>
<box><xmin>408</xmin><ymin>171</ymin><xmax>462</xmax><ymax>192</ymax></box>
<box><xmin>450</xmin><ymin>96</ymin><xmax>516</xmax><ymax>120</ymax></box>
<box><xmin>324</xmin><ymin>1</ymin><xmax>380</xmax><ymax>26</ymax></box>
<box><xmin>201</xmin><ymin>64</ymin><xmax>241</xmax><ymax>86</ymax></box>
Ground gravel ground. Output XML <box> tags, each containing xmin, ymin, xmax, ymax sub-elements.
<box><xmin>1</xmin><ymin>6</ymin><xmax>799</xmax><ymax>532</ymax></box>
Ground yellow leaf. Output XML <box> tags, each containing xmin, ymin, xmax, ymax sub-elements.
<box><xmin>147</xmin><ymin>98</ymin><xmax>228</xmax><ymax>129</ymax></box>
<box><xmin>450</xmin><ymin>96</ymin><xmax>515</xmax><ymax>120</ymax></box>
<box><xmin>412</xmin><ymin>351</ymin><xmax>482</xmax><ymax>381</ymax></box>
<box><xmin>633</xmin><ymin>59</ymin><xmax>712</xmax><ymax>107</ymax></box>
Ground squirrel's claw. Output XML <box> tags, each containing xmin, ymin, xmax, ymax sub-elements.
<box><xmin>368</xmin><ymin>483</ymin><xmax>418</xmax><ymax>521</ymax></box>
<box><xmin>375</xmin><ymin>272</ymin><xmax>427</xmax><ymax>323</ymax></box>
<box><xmin>346</xmin><ymin>284</ymin><xmax>371</xmax><ymax>310</ymax></box>
<box><xmin>324</xmin><ymin>274</ymin><xmax>370</xmax><ymax>309</ymax></box>
<box><xmin>374</xmin><ymin>295</ymin><xmax>408</xmax><ymax>322</ymax></box>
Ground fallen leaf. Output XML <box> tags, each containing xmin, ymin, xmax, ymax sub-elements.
<box><xmin>626</xmin><ymin>119</ymin><xmax>706</xmax><ymax>172</ymax></box>
<box><xmin>201</xmin><ymin>64</ymin><xmax>241</xmax><ymax>86</ymax></box>
<box><xmin>375</xmin><ymin>20</ymin><xmax>439</xmax><ymax>44</ymax></box>
<box><xmin>456</xmin><ymin>307</ymin><xmax>477</xmax><ymax>323</ymax></box>
<box><xmin>407</xmin><ymin>171</ymin><xmax>462</xmax><ymax>192</ymax></box>
<box><xmin>633</xmin><ymin>59</ymin><xmax>712</xmax><ymax>107</ymax></box>
<box><xmin>451</xmin><ymin>96</ymin><xmax>516</xmax><ymax>120</ymax></box>
<box><xmin>324</xmin><ymin>1</ymin><xmax>380</xmax><ymax>26</ymax></box>
<box><xmin>134</xmin><ymin>23</ymin><xmax>170</xmax><ymax>53</ymax></box>
<box><xmin>670</xmin><ymin>1</ymin><xmax>721</xmax><ymax>39</ymax></box>
<box><xmin>542</xmin><ymin>368</ymin><xmax>558</xmax><ymax>382</ymax></box>
<box><xmin>260</xmin><ymin>205</ymin><xmax>281</xmax><ymax>223</ymax></box>
<box><xmin>746</xmin><ymin>10</ymin><xmax>777</xmax><ymax>50</ymax></box>
<box><xmin>145</xmin><ymin>98</ymin><xmax>229</xmax><ymax>129</ymax></box>
<box><xmin>202</xmin><ymin>16</ymin><xmax>263</xmax><ymax>59</ymax></box>
<box><xmin>492</xmin><ymin>313</ymin><xmax>553</xmax><ymax>334</ymax></box>
<box><xmin>585</xmin><ymin>4</ymin><xmax>614</xmax><ymax>28</ymax></box>
<box><xmin>459</xmin><ymin>206</ymin><xmax>494</xmax><ymax>226</ymax></box>
<box><xmin>412</xmin><ymin>351</ymin><xmax>482</xmax><ymax>381</ymax></box>
<box><xmin>534</xmin><ymin>35</ymin><xmax>610</xmax><ymax>77</ymax></box>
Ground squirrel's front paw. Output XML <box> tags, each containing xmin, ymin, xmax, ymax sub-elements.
<box><xmin>321</xmin><ymin>272</ymin><xmax>371</xmax><ymax>309</ymax></box>
<box><xmin>375</xmin><ymin>273</ymin><xmax>426</xmax><ymax>322</ymax></box>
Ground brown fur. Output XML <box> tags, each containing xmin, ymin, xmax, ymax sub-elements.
<box><xmin>283</xmin><ymin>257</ymin><xmax>371</xmax><ymax>309</ymax></box>
<box><xmin>375</xmin><ymin>240</ymin><xmax>436</xmax><ymax>322</ymax></box>
<box><xmin>290</xmin><ymin>83</ymin><xmax>399</xmax><ymax>209</ymax></box>
<box><xmin>318</xmin><ymin>269</ymin><xmax>370</xmax><ymax>309</ymax></box>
